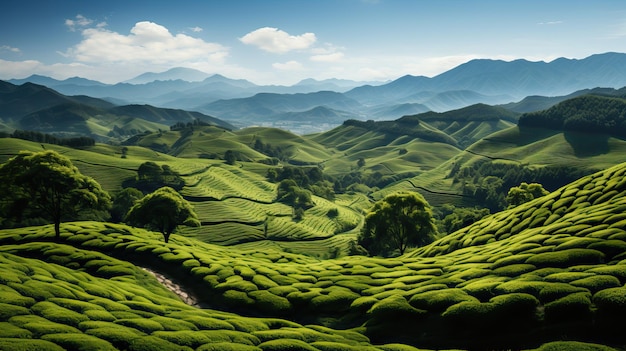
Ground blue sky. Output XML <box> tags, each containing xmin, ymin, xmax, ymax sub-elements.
<box><xmin>1</xmin><ymin>0</ymin><xmax>625</xmax><ymax>85</ymax></box>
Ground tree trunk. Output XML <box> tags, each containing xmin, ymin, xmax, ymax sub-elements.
<box><xmin>163</xmin><ymin>231</ymin><xmax>171</xmax><ymax>243</ymax></box>
<box><xmin>54</xmin><ymin>220</ymin><xmax>61</xmax><ymax>240</ymax></box>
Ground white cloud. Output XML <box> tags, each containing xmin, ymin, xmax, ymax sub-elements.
<box><xmin>65</xmin><ymin>21</ymin><xmax>228</xmax><ymax>65</ymax></box>
<box><xmin>273</xmin><ymin>60</ymin><xmax>303</xmax><ymax>71</ymax></box>
<box><xmin>65</xmin><ymin>14</ymin><xmax>94</xmax><ymax>32</ymax></box>
<box><xmin>190</xmin><ymin>26</ymin><xmax>203</xmax><ymax>33</ymax></box>
<box><xmin>239</xmin><ymin>27</ymin><xmax>316</xmax><ymax>53</ymax></box>
<box><xmin>0</xmin><ymin>45</ymin><xmax>21</xmax><ymax>54</ymax></box>
<box><xmin>537</xmin><ymin>21</ymin><xmax>564</xmax><ymax>25</ymax></box>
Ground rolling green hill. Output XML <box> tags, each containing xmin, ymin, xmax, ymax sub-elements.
<box><xmin>0</xmin><ymin>81</ymin><xmax>235</xmax><ymax>142</ymax></box>
<box><xmin>2</xmin><ymin>160</ymin><xmax>626</xmax><ymax>349</ymax></box>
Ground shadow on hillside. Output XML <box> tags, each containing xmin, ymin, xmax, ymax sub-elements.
<box><xmin>564</xmin><ymin>131</ymin><xmax>610</xmax><ymax>157</ymax></box>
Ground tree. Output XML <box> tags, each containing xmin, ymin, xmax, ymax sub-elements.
<box><xmin>224</xmin><ymin>150</ymin><xmax>237</xmax><ymax>165</ymax></box>
<box><xmin>506</xmin><ymin>182</ymin><xmax>549</xmax><ymax>208</ymax></box>
<box><xmin>359</xmin><ymin>192</ymin><xmax>437</xmax><ymax>256</ymax></box>
<box><xmin>125</xmin><ymin>187</ymin><xmax>200</xmax><ymax>243</ymax></box>
<box><xmin>0</xmin><ymin>150</ymin><xmax>111</xmax><ymax>239</ymax></box>
<box><xmin>357</xmin><ymin>158</ymin><xmax>366</xmax><ymax>168</ymax></box>
<box><xmin>110</xmin><ymin>187</ymin><xmax>143</xmax><ymax>223</ymax></box>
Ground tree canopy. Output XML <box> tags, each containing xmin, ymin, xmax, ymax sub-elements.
<box><xmin>358</xmin><ymin>192</ymin><xmax>437</xmax><ymax>256</ymax></box>
<box><xmin>125</xmin><ymin>187</ymin><xmax>200</xmax><ymax>243</ymax></box>
<box><xmin>506</xmin><ymin>182</ymin><xmax>549</xmax><ymax>208</ymax></box>
<box><xmin>0</xmin><ymin>150</ymin><xmax>111</xmax><ymax>239</ymax></box>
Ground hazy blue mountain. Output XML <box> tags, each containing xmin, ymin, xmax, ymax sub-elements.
<box><xmin>197</xmin><ymin>91</ymin><xmax>363</xmax><ymax>120</ymax></box>
<box><xmin>346</xmin><ymin>52</ymin><xmax>626</xmax><ymax>104</ymax></box>
<box><xmin>124</xmin><ymin>67</ymin><xmax>213</xmax><ymax>84</ymax></box>
<box><xmin>8</xmin><ymin>75</ymin><xmax>105</xmax><ymax>87</ymax></box>
<box><xmin>293</xmin><ymin>78</ymin><xmax>385</xmax><ymax>92</ymax></box>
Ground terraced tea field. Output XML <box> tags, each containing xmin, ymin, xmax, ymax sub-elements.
<box><xmin>3</xmin><ymin>161</ymin><xmax>626</xmax><ymax>349</ymax></box>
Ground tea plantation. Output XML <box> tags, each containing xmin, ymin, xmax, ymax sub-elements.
<box><xmin>3</xmin><ymin>160</ymin><xmax>626</xmax><ymax>349</ymax></box>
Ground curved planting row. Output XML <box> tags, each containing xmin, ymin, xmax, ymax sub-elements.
<box><xmin>190</xmin><ymin>199</ymin><xmax>292</xmax><ymax>224</ymax></box>
<box><xmin>182</xmin><ymin>166</ymin><xmax>276</xmax><ymax>202</ymax></box>
<box><xmin>0</xmin><ymin>241</ymin><xmax>419</xmax><ymax>351</ymax></box>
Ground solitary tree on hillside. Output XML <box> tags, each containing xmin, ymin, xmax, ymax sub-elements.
<box><xmin>359</xmin><ymin>192</ymin><xmax>437</xmax><ymax>256</ymax></box>
<box><xmin>125</xmin><ymin>187</ymin><xmax>200</xmax><ymax>243</ymax></box>
<box><xmin>0</xmin><ymin>150</ymin><xmax>111</xmax><ymax>239</ymax></box>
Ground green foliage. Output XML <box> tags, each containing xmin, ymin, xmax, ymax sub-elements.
<box><xmin>519</xmin><ymin>94</ymin><xmax>626</xmax><ymax>137</ymax></box>
<box><xmin>544</xmin><ymin>292</ymin><xmax>592</xmax><ymax>324</ymax></box>
<box><xmin>506</xmin><ymin>182</ymin><xmax>549</xmax><ymax>208</ymax></box>
<box><xmin>0</xmin><ymin>150</ymin><xmax>111</xmax><ymax>238</ymax></box>
<box><xmin>125</xmin><ymin>161</ymin><xmax>185</xmax><ymax>193</ymax></box>
<box><xmin>125</xmin><ymin>187</ymin><xmax>200</xmax><ymax>243</ymax></box>
<box><xmin>359</xmin><ymin>192</ymin><xmax>437</xmax><ymax>256</ymax></box>
<box><xmin>433</xmin><ymin>204</ymin><xmax>490</xmax><ymax>234</ymax></box>
<box><xmin>525</xmin><ymin>249</ymin><xmax>605</xmax><ymax>268</ymax></box>
<box><xmin>110</xmin><ymin>187</ymin><xmax>144</xmax><ymax>223</ymax></box>
<box><xmin>276</xmin><ymin>179</ymin><xmax>314</xmax><ymax>211</ymax></box>
<box><xmin>41</xmin><ymin>333</ymin><xmax>117</xmax><ymax>351</ymax></box>
<box><xmin>0</xmin><ymin>339</ymin><xmax>65</xmax><ymax>351</ymax></box>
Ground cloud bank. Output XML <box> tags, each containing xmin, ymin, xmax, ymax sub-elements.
<box><xmin>65</xmin><ymin>21</ymin><xmax>228</xmax><ymax>65</ymax></box>
<box><xmin>240</xmin><ymin>27</ymin><xmax>316</xmax><ymax>53</ymax></box>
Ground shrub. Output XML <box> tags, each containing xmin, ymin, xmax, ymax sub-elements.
<box><xmin>492</xmin><ymin>264</ymin><xmax>536</xmax><ymax>277</ymax></box>
<box><xmin>0</xmin><ymin>303</ymin><xmax>30</xmax><ymax>321</ymax></box>
<box><xmin>152</xmin><ymin>330</ymin><xmax>211</xmax><ymax>348</ymax></box>
<box><xmin>197</xmin><ymin>343</ymin><xmax>262</xmax><ymax>351</ymax></box>
<box><xmin>115</xmin><ymin>318</ymin><xmax>165</xmax><ymax>333</ymax></box>
<box><xmin>570</xmin><ymin>275</ymin><xmax>621</xmax><ymax>293</ymax></box>
<box><xmin>0</xmin><ymin>321</ymin><xmax>33</xmax><ymax>338</ymax></box>
<box><xmin>0</xmin><ymin>339</ymin><xmax>65</xmax><ymax>351</ymax></box>
<box><xmin>310</xmin><ymin>289</ymin><xmax>360</xmax><ymax>312</ymax></box>
<box><xmin>150</xmin><ymin>316</ymin><xmax>198</xmax><ymax>331</ymax></box>
<box><xmin>31</xmin><ymin>301</ymin><xmax>89</xmax><ymax>327</ymax></box>
<box><xmin>226</xmin><ymin>318</ymin><xmax>270</xmax><ymax>333</ymax></box>
<box><xmin>368</xmin><ymin>295</ymin><xmax>426</xmax><ymax>321</ymax></box>
<box><xmin>179</xmin><ymin>315</ymin><xmax>235</xmax><ymax>330</ymax></box>
<box><xmin>85</xmin><ymin>327</ymin><xmax>145</xmax><ymax>349</ymax></box>
<box><xmin>257</xmin><ymin>339</ymin><xmax>319</xmax><ymax>351</ymax></box>
<box><xmin>128</xmin><ymin>335</ymin><xmax>194</xmax><ymax>351</ymax></box>
<box><xmin>538</xmin><ymin>282</ymin><xmax>588</xmax><ymax>303</ymax></box>
<box><xmin>544</xmin><ymin>292</ymin><xmax>592</xmax><ymax>324</ymax></box>
<box><xmin>253</xmin><ymin>329</ymin><xmax>305</xmax><ymax>342</ymax></box>
<box><xmin>253</xmin><ymin>275</ymin><xmax>280</xmax><ymax>289</ymax></box>
<box><xmin>41</xmin><ymin>333</ymin><xmax>117</xmax><ymax>351</ymax></box>
<box><xmin>409</xmin><ymin>288</ymin><xmax>479</xmax><ymax>312</ymax></box>
<box><xmin>248</xmin><ymin>290</ymin><xmax>292</xmax><ymax>314</ymax></box>
<box><xmin>525</xmin><ymin>249</ymin><xmax>605</xmax><ymax>268</ymax></box>
<box><xmin>528</xmin><ymin>341</ymin><xmax>618</xmax><ymax>351</ymax></box>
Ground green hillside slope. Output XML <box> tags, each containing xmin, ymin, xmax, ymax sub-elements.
<box><xmin>0</xmin><ymin>139</ymin><xmax>362</xmax><ymax>257</ymax></box>
<box><xmin>2</xmin><ymin>162</ymin><xmax>626</xmax><ymax>349</ymax></box>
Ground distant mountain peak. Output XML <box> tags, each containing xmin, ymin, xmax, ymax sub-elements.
<box><xmin>124</xmin><ymin>67</ymin><xmax>211</xmax><ymax>84</ymax></box>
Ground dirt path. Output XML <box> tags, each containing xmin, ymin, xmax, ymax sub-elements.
<box><xmin>141</xmin><ymin>267</ymin><xmax>206</xmax><ymax>308</ymax></box>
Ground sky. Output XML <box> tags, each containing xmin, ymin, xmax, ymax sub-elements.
<box><xmin>1</xmin><ymin>0</ymin><xmax>626</xmax><ymax>86</ymax></box>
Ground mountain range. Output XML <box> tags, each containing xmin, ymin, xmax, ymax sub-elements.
<box><xmin>5</xmin><ymin>52</ymin><xmax>626</xmax><ymax>135</ymax></box>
